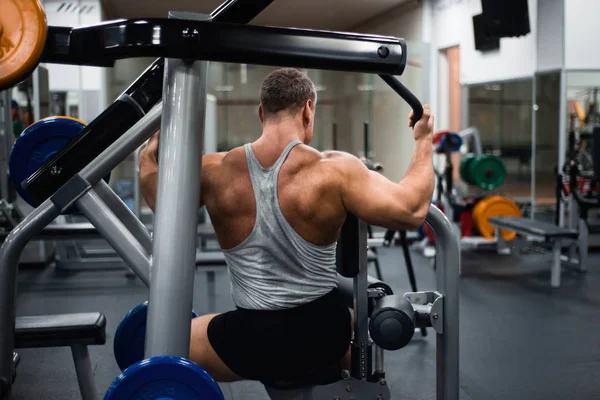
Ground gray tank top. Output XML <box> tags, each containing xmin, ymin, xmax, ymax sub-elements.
<box><xmin>222</xmin><ymin>140</ymin><xmax>338</xmax><ymax>310</ymax></box>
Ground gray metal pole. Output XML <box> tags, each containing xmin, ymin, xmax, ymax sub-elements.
<box><xmin>426</xmin><ymin>205</ymin><xmax>460</xmax><ymax>400</ymax></box>
<box><xmin>0</xmin><ymin>201</ymin><xmax>60</xmax><ymax>392</ymax></box>
<box><xmin>93</xmin><ymin>179</ymin><xmax>152</xmax><ymax>253</ymax></box>
<box><xmin>70</xmin><ymin>344</ymin><xmax>98</xmax><ymax>400</ymax></box>
<box><xmin>458</xmin><ymin>127</ymin><xmax>482</xmax><ymax>156</ymax></box>
<box><xmin>79</xmin><ymin>104</ymin><xmax>162</xmax><ymax>186</ymax></box>
<box><xmin>353</xmin><ymin>218</ymin><xmax>369</xmax><ymax>380</ymax></box>
<box><xmin>133</xmin><ymin>144</ymin><xmax>146</xmax><ymax>218</ymax></box>
<box><xmin>145</xmin><ymin>53</ymin><xmax>208</xmax><ymax>356</ymax></box>
<box><xmin>557</xmin><ymin>69</ymin><xmax>567</xmax><ymax>184</ymax></box>
<box><xmin>77</xmin><ymin>189</ymin><xmax>151</xmax><ymax>287</ymax></box>
<box><xmin>0</xmin><ymin>91</ymin><xmax>12</xmax><ymax>201</ymax></box>
<box><xmin>531</xmin><ymin>76</ymin><xmax>537</xmax><ymax>220</ymax></box>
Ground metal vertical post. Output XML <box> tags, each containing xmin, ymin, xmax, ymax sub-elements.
<box><xmin>0</xmin><ymin>91</ymin><xmax>12</xmax><ymax>201</ymax></box>
<box><xmin>531</xmin><ymin>75</ymin><xmax>537</xmax><ymax>220</ymax></box>
<box><xmin>145</xmin><ymin>12</ymin><xmax>209</xmax><ymax>358</ymax></box>
<box><xmin>363</xmin><ymin>121</ymin><xmax>369</xmax><ymax>158</ymax></box>
<box><xmin>578</xmin><ymin>219</ymin><xmax>589</xmax><ymax>272</ymax></box>
<box><xmin>551</xmin><ymin>240</ymin><xmax>562</xmax><ymax>288</ymax></box>
<box><xmin>353</xmin><ymin>218</ymin><xmax>369</xmax><ymax>380</ymax></box>
<box><xmin>558</xmin><ymin>70</ymin><xmax>568</xmax><ymax>184</ymax></box>
<box><xmin>32</xmin><ymin>69</ymin><xmax>40</xmax><ymax>122</ymax></box>
<box><xmin>426</xmin><ymin>205</ymin><xmax>460</xmax><ymax>400</ymax></box>
<box><xmin>133</xmin><ymin>144</ymin><xmax>145</xmax><ymax>218</ymax></box>
<box><xmin>332</xmin><ymin>123</ymin><xmax>338</xmax><ymax>150</ymax></box>
<box><xmin>70</xmin><ymin>345</ymin><xmax>98</xmax><ymax>400</ymax></box>
<box><xmin>0</xmin><ymin>201</ymin><xmax>60</xmax><ymax>396</ymax></box>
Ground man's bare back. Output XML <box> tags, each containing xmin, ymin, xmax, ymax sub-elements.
<box><xmin>201</xmin><ymin>144</ymin><xmax>347</xmax><ymax>249</ymax></box>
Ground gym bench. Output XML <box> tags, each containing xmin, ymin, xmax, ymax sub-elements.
<box><xmin>489</xmin><ymin>216</ymin><xmax>584</xmax><ymax>288</ymax></box>
<box><xmin>14</xmin><ymin>312</ymin><xmax>106</xmax><ymax>400</ymax></box>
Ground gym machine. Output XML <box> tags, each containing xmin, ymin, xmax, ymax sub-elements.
<box><xmin>0</xmin><ymin>0</ymin><xmax>459</xmax><ymax>398</ymax></box>
<box><xmin>483</xmin><ymin>128</ymin><xmax>598</xmax><ymax>288</ymax></box>
<box><xmin>426</xmin><ymin>127</ymin><xmax>522</xmax><ymax>253</ymax></box>
<box><xmin>556</xmin><ymin>114</ymin><xmax>600</xmax><ymax>246</ymax></box>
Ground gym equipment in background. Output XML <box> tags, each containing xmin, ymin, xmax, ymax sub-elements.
<box><xmin>0</xmin><ymin>0</ymin><xmax>47</xmax><ymax>91</ymax></box>
<box><xmin>460</xmin><ymin>154</ymin><xmax>506</xmax><ymax>190</ymax></box>
<box><xmin>105</xmin><ymin>356</ymin><xmax>224</xmax><ymax>400</ymax></box>
<box><xmin>9</xmin><ymin>116</ymin><xmax>111</xmax><ymax>210</ymax></box>
<box><xmin>433</xmin><ymin>130</ymin><xmax>463</xmax><ymax>153</ymax></box>
<box><xmin>432</xmin><ymin>128</ymin><xmax>517</xmax><ymax>242</ymax></box>
<box><xmin>557</xmin><ymin>116</ymin><xmax>600</xmax><ymax>247</ymax></box>
<box><xmin>113</xmin><ymin>302</ymin><xmax>199</xmax><ymax>372</ymax></box>
<box><xmin>471</xmin><ymin>196</ymin><xmax>521</xmax><ymax>240</ymax></box>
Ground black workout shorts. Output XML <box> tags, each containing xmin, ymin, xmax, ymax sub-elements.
<box><xmin>207</xmin><ymin>288</ymin><xmax>351</xmax><ymax>384</ymax></box>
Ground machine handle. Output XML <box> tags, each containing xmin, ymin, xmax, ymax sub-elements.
<box><xmin>379</xmin><ymin>74</ymin><xmax>424</xmax><ymax>127</ymax></box>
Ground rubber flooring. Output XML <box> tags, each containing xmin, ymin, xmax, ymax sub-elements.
<box><xmin>11</xmin><ymin>243</ymin><xmax>600</xmax><ymax>399</ymax></box>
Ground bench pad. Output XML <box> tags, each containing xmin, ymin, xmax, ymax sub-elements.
<box><xmin>488</xmin><ymin>217</ymin><xmax>578</xmax><ymax>239</ymax></box>
<box><xmin>15</xmin><ymin>312</ymin><xmax>106</xmax><ymax>348</ymax></box>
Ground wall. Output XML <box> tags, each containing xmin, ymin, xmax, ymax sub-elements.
<box><xmin>564</xmin><ymin>0</ymin><xmax>600</xmax><ymax>70</ymax></box>
<box><xmin>430</xmin><ymin>0</ymin><xmax>537</xmax><ymax>85</ymax></box>
<box><xmin>109</xmin><ymin>58</ymin><xmax>156</xmax><ymax>100</ymax></box>
<box><xmin>41</xmin><ymin>1</ymin><xmax>107</xmax><ymax>121</ymax></box>
<box><xmin>537</xmin><ymin>0</ymin><xmax>564</xmax><ymax>72</ymax></box>
<box><xmin>345</xmin><ymin>2</ymin><xmax>426</xmax><ymax>181</ymax></box>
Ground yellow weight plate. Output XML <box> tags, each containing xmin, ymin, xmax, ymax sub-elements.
<box><xmin>36</xmin><ymin>115</ymin><xmax>88</xmax><ymax>126</ymax></box>
<box><xmin>0</xmin><ymin>0</ymin><xmax>47</xmax><ymax>91</ymax></box>
<box><xmin>472</xmin><ymin>196</ymin><xmax>521</xmax><ymax>240</ymax></box>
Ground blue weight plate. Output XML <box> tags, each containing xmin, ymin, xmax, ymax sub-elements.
<box><xmin>440</xmin><ymin>133</ymin><xmax>463</xmax><ymax>153</ymax></box>
<box><xmin>114</xmin><ymin>302</ymin><xmax>199</xmax><ymax>372</ymax></box>
<box><xmin>104</xmin><ymin>356</ymin><xmax>224</xmax><ymax>400</ymax></box>
<box><xmin>9</xmin><ymin>116</ymin><xmax>111</xmax><ymax>210</ymax></box>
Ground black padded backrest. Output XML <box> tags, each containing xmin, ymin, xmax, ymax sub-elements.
<box><xmin>336</xmin><ymin>213</ymin><xmax>360</xmax><ymax>277</ymax></box>
<box><xmin>15</xmin><ymin>312</ymin><xmax>106</xmax><ymax>348</ymax></box>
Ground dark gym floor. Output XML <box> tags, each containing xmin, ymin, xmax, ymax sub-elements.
<box><xmin>12</xmin><ymin>241</ymin><xmax>600</xmax><ymax>400</ymax></box>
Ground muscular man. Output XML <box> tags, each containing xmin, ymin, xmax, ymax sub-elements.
<box><xmin>139</xmin><ymin>68</ymin><xmax>434</xmax><ymax>384</ymax></box>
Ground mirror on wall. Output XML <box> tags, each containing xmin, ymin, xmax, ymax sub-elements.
<box><xmin>467</xmin><ymin>78</ymin><xmax>533</xmax><ymax>202</ymax></box>
<box><xmin>534</xmin><ymin>71</ymin><xmax>560</xmax><ymax>217</ymax></box>
<box><xmin>205</xmin><ymin>41</ymin><xmax>429</xmax><ymax>182</ymax></box>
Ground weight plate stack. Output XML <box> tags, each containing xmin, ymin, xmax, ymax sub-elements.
<box><xmin>9</xmin><ymin>116</ymin><xmax>111</xmax><ymax>211</ymax></box>
<box><xmin>460</xmin><ymin>154</ymin><xmax>477</xmax><ymax>185</ymax></box>
<box><xmin>0</xmin><ymin>0</ymin><xmax>47</xmax><ymax>91</ymax></box>
<box><xmin>104</xmin><ymin>356</ymin><xmax>224</xmax><ymax>400</ymax></box>
<box><xmin>469</xmin><ymin>155</ymin><xmax>506</xmax><ymax>190</ymax></box>
<box><xmin>114</xmin><ymin>301</ymin><xmax>199</xmax><ymax>372</ymax></box>
<box><xmin>472</xmin><ymin>196</ymin><xmax>521</xmax><ymax>240</ymax></box>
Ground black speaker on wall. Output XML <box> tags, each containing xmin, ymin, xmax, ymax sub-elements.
<box><xmin>473</xmin><ymin>13</ymin><xmax>500</xmax><ymax>52</ymax></box>
<box><xmin>481</xmin><ymin>0</ymin><xmax>531</xmax><ymax>37</ymax></box>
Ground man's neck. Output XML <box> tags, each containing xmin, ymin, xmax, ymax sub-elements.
<box><xmin>258</xmin><ymin>120</ymin><xmax>305</xmax><ymax>150</ymax></box>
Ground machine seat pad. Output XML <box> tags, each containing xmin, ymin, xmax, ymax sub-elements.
<box><xmin>262</xmin><ymin>363</ymin><xmax>342</xmax><ymax>390</ymax></box>
<box><xmin>488</xmin><ymin>217</ymin><xmax>578</xmax><ymax>239</ymax></box>
<box><xmin>15</xmin><ymin>312</ymin><xmax>106</xmax><ymax>348</ymax></box>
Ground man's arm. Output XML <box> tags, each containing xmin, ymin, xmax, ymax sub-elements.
<box><xmin>138</xmin><ymin>131</ymin><xmax>221</xmax><ymax>213</ymax></box>
<box><xmin>139</xmin><ymin>145</ymin><xmax>159</xmax><ymax>212</ymax></box>
<box><xmin>331</xmin><ymin>106</ymin><xmax>434</xmax><ymax>230</ymax></box>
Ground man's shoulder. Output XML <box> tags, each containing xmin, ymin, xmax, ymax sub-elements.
<box><xmin>203</xmin><ymin>148</ymin><xmax>242</xmax><ymax>168</ymax></box>
<box><xmin>319</xmin><ymin>150</ymin><xmax>363</xmax><ymax>172</ymax></box>
<box><xmin>321</xmin><ymin>150</ymin><xmax>355</xmax><ymax>161</ymax></box>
